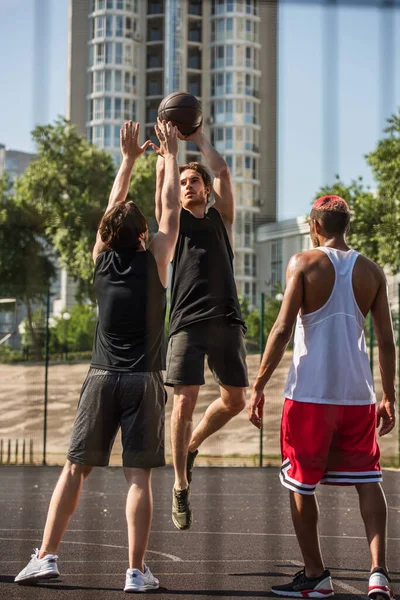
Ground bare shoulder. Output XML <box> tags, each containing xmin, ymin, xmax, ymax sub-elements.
<box><xmin>354</xmin><ymin>253</ymin><xmax>386</xmax><ymax>283</ymax></box>
<box><xmin>287</xmin><ymin>250</ymin><xmax>322</xmax><ymax>271</ymax></box>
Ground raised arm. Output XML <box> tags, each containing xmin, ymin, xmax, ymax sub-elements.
<box><xmin>248</xmin><ymin>254</ymin><xmax>304</xmax><ymax>429</ymax></box>
<box><xmin>148</xmin><ymin>120</ymin><xmax>181</xmax><ymax>288</ymax></box>
<box><xmin>370</xmin><ymin>266</ymin><xmax>396</xmax><ymax>436</ymax></box>
<box><xmin>92</xmin><ymin>121</ymin><xmax>152</xmax><ymax>263</ymax></box>
<box><xmin>155</xmin><ymin>154</ymin><xmax>165</xmax><ymax>225</ymax></box>
<box><xmin>178</xmin><ymin>121</ymin><xmax>235</xmax><ymax>240</ymax></box>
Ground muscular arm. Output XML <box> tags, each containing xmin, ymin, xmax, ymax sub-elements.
<box><xmin>148</xmin><ymin>122</ymin><xmax>181</xmax><ymax>287</ymax></box>
<box><xmin>370</xmin><ymin>267</ymin><xmax>396</xmax><ymax>435</ymax></box>
<box><xmin>248</xmin><ymin>254</ymin><xmax>304</xmax><ymax>428</ymax></box>
<box><xmin>155</xmin><ymin>155</ymin><xmax>165</xmax><ymax>225</ymax></box>
<box><xmin>92</xmin><ymin>121</ymin><xmax>151</xmax><ymax>263</ymax></box>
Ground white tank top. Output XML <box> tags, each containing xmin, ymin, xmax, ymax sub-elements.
<box><xmin>283</xmin><ymin>247</ymin><xmax>376</xmax><ymax>405</ymax></box>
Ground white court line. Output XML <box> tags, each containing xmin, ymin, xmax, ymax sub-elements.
<box><xmin>3</xmin><ymin>528</ymin><xmax>400</xmax><ymax>542</ymax></box>
<box><xmin>290</xmin><ymin>559</ymin><xmax>366</xmax><ymax>600</ymax></box>
<box><xmin>0</xmin><ymin>538</ymin><xmax>181</xmax><ymax>562</ymax></box>
<box><xmin>0</xmin><ymin>559</ymin><xmax>285</xmax><ymax>564</ymax></box>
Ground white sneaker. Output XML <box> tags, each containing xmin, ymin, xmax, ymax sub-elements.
<box><xmin>124</xmin><ymin>564</ymin><xmax>159</xmax><ymax>593</ymax></box>
<box><xmin>368</xmin><ymin>568</ymin><xmax>394</xmax><ymax>600</ymax></box>
<box><xmin>15</xmin><ymin>548</ymin><xmax>60</xmax><ymax>584</ymax></box>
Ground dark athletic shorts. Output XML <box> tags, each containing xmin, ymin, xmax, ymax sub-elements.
<box><xmin>165</xmin><ymin>320</ymin><xmax>248</xmax><ymax>388</ymax></box>
<box><xmin>67</xmin><ymin>368</ymin><xmax>166</xmax><ymax>469</ymax></box>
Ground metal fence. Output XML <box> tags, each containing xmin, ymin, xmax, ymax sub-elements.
<box><xmin>0</xmin><ymin>287</ymin><xmax>399</xmax><ymax>468</ymax></box>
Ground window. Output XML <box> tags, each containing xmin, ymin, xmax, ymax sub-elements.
<box><xmin>124</xmin><ymin>98</ymin><xmax>130</xmax><ymax>119</ymax></box>
<box><xmin>114</xmin><ymin>98</ymin><xmax>122</xmax><ymax>119</ymax></box>
<box><xmin>105</xmin><ymin>70</ymin><xmax>112</xmax><ymax>90</ymax></box>
<box><xmin>216</xmin><ymin>46</ymin><xmax>224</xmax><ymax>69</ymax></box>
<box><xmin>245</xmin><ymin>156</ymin><xmax>251</xmax><ymax>170</ymax></box>
<box><xmin>246</xmin><ymin>0</ymin><xmax>252</xmax><ymax>14</ymax></box>
<box><xmin>244</xmin><ymin>254</ymin><xmax>251</xmax><ymax>276</ymax></box>
<box><xmin>94</xmin><ymin>98</ymin><xmax>103</xmax><ymax>119</ymax></box>
<box><xmin>105</xmin><ymin>97</ymin><xmax>112</xmax><ymax>118</ymax></box>
<box><xmin>124</xmin><ymin>44</ymin><xmax>133</xmax><ymax>66</ymax></box>
<box><xmin>115</xmin><ymin>70</ymin><xmax>122</xmax><ymax>91</ymax></box>
<box><xmin>104</xmin><ymin>125</ymin><xmax>111</xmax><ymax>147</ymax></box>
<box><xmin>244</xmin><ymin>282</ymin><xmax>250</xmax><ymax>299</ymax></box>
<box><xmin>95</xmin><ymin>71</ymin><xmax>103</xmax><ymax>92</ymax></box>
<box><xmin>245</xmin><ymin>101</ymin><xmax>252</xmax><ymax>124</ymax></box>
<box><xmin>116</xmin><ymin>16</ymin><xmax>123</xmax><ymax>37</ymax></box>
<box><xmin>226</xmin><ymin>127</ymin><xmax>233</xmax><ymax>149</ymax></box>
<box><xmin>226</xmin><ymin>18</ymin><xmax>233</xmax><ymax>39</ymax></box>
<box><xmin>225</xmin><ymin>72</ymin><xmax>232</xmax><ymax>93</ymax></box>
<box><xmin>124</xmin><ymin>72</ymin><xmax>131</xmax><ymax>92</ymax></box>
<box><xmin>246</xmin><ymin>46</ymin><xmax>252</xmax><ymax>68</ymax></box>
<box><xmin>225</xmin><ymin>155</ymin><xmax>233</xmax><ymax>171</ymax></box>
<box><xmin>271</xmin><ymin>240</ymin><xmax>283</xmax><ymax>287</ymax></box>
<box><xmin>116</xmin><ymin>0</ymin><xmax>124</xmax><ymax>8</ymax></box>
<box><xmin>89</xmin><ymin>45</ymin><xmax>94</xmax><ymax>66</ymax></box>
<box><xmin>106</xmin><ymin>0</ymin><xmax>113</xmax><ymax>7</ymax></box>
<box><xmin>225</xmin><ymin>99</ymin><xmax>233</xmax><ymax>120</ymax></box>
<box><xmin>96</xmin><ymin>42</ymin><xmax>104</xmax><ymax>63</ymax></box>
<box><xmin>227</xmin><ymin>0</ymin><xmax>234</xmax><ymax>11</ymax></box>
<box><xmin>226</xmin><ymin>45</ymin><xmax>233</xmax><ymax>66</ymax></box>
<box><xmin>97</xmin><ymin>0</ymin><xmax>105</xmax><ymax>9</ymax></box>
<box><xmin>115</xmin><ymin>43</ymin><xmax>123</xmax><ymax>64</ymax></box>
<box><xmin>94</xmin><ymin>126</ymin><xmax>103</xmax><ymax>144</ymax></box>
<box><xmin>125</xmin><ymin>18</ymin><xmax>133</xmax><ymax>38</ymax></box>
<box><xmin>114</xmin><ymin>125</ymin><xmax>121</xmax><ymax>145</ymax></box>
<box><xmin>245</xmin><ymin>73</ymin><xmax>252</xmax><ymax>95</ymax></box>
<box><xmin>235</xmin><ymin>155</ymin><xmax>243</xmax><ymax>176</ymax></box>
<box><xmin>105</xmin><ymin>42</ymin><xmax>113</xmax><ymax>64</ymax></box>
<box><xmin>96</xmin><ymin>16</ymin><xmax>105</xmax><ymax>37</ymax></box>
<box><xmin>252</xmin><ymin>254</ymin><xmax>257</xmax><ymax>277</ymax></box>
<box><xmin>216</xmin><ymin>73</ymin><xmax>224</xmax><ymax>95</ymax></box>
<box><xmin>106</xmin><ymin>16</ymin><xmax>113</xmax><ymax>37</ymax></box>
<box><xmin>132</xmin><ymin>101</ymin><xmax>137</xmax><ymax>121</ymax></box>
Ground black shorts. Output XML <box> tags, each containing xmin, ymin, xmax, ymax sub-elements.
<box><xmin>67</xmin><ymin>368</ymin><xmax>166</xmax><ymax>469</ymax></box>
<box><xmin>165</xmin><ymin>320</ymin><xmax>248</xmax><ymax>388</ymax></box>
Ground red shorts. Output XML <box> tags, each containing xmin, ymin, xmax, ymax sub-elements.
<box><xmin>280</xmin><ymin>399</ymin><xmax>381</xmax><ymax>495</ymax></box>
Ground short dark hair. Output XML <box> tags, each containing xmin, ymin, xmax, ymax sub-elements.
<box><xmin>310</xmin><ymin>195</ymin><xmax>350</xmax><ymax>235</ymax></box>
<box><xmin>179</xmin><ymin>162</ymin><xmax>212</xmax><ymax>202</ymax></box>
<box><xmin>99</xmin><ymin>201</ymin><xmax>147</xmax><ymax>252</ymax></box>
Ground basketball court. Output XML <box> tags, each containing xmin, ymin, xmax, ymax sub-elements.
<box><xmin>0</xmin><ymin>466</ymin><xmax>399</xmax><ymax>599</ymax></box>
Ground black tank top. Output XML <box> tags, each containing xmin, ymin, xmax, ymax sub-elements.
<box><xmin>91</xmin><ymin>249</ymin><xmax>166</xmax><ymax>372</ymax></box>
<box><xmin>169</xmin><ymin>207</ymin><xmax>245</xmax><ymax>336</ymax></box>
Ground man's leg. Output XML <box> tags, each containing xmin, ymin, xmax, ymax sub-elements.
<box><xmin>289</xmin><ymin>490</ymin><xmax>325</xmax><ymax>578</ymax></box>
<box><xmin>189</xmin><ymin>384</ymin><xmax>246</xmax><ymax>453</ymax></box>
<box><xmin>356</xmin><ymin>482</ymin><xmax>388</xmax><ymax>571</ymax></box>
<box><xmin>40</xmin><ymin>460</ymin><xmax>93</xmax><ymax>558</ymax></box>
<box><xmin>171</xmin><ymin>385</ymin><xmax>199</xmax><ymax>490</ymax></box>
<box><xmin>124</xmin><ymin>467</ymin><xmax>153</xmax><ymax>572</ymax></box>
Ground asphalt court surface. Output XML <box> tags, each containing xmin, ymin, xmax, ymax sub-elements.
<box><xmin>0</xmin><ymin>466</ymin><xmax>399</xmax><ymax>599</ymax></box>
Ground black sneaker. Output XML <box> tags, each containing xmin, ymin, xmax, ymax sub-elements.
<box><xmin>186</xmin><ymin>450</ymin><xmax>198</xmax><ymax>485</ymax></box>
<box><xmin>271</xmin><ymin>568</ymin><xmax>334</xmax><ymax>598</ymax></box>
<box><xmin>172</xmin><ymin>486</ymin><xmax>192</xmax><ymax>530</ymax></box>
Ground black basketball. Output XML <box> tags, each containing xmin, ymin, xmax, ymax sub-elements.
<box><xmin>157</xmin><ymin>92</ymin><xmax>202</xmax><ymax>136</ymax></box>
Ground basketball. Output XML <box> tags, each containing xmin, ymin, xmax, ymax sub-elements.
<box><xmin>157</xmin><ymin>92</ymin><xmax>202</xmax><ymax>136</ymax></box>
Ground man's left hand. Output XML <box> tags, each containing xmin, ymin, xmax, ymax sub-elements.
<box><xmin>248</xmin><ymin>387</ymin><xmax>265</xmax><ymax>429</ymax></box>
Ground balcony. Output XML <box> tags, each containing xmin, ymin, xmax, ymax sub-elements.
<box><xmin>147</xmin><ymin>49</ymin><xmax>163</xmax><ymax>69</ymax></box>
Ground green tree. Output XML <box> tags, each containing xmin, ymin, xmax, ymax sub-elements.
<box><xmin>49</xmin><ymin>304</ymin><xmax>97</xmax><ymax>355</ymax></box>
<box><xmin>15</xmin><ymin>118</ymin><xmax>115</xmax><ymax>296</ymax></box>
<box><xmin>0</xmin><ymin>174</ymin><xmax>55</xmax><ymax>357</ymax></box>
<box><xmin>315</xmin><ymin>109</ymin><xmax>400</xmax><ymax>273</ymax></box>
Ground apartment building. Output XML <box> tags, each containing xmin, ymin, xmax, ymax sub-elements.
<box><xmin>66</xmin><ymin>0</ymin><xmax>277</xmax><ymax>306</ymax></box>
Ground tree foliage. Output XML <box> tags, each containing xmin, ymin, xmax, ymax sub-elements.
<box><xmin>314</xmin><ymin>109</ymin><xmax>400</xmax><ymax>273</ymax></box>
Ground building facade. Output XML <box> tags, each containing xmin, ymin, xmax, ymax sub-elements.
<box><xmin>0</xmin><ymin>144</ymin><xmax>36</xmax><ymax>182</ymax></box>
<box><xmin>66</xmin><ymin>0</ymin><xmax>277</xmax><ymax>306</ymax></box>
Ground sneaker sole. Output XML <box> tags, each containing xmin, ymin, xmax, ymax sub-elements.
<box><xmin>15</xmin><ymin>570</ymin><xmax>60</xmax><ymax>585</ymax></box>
<box><xmin>124</xmin><ymin>583</ymin><xmax>159</xmax><ymax>592</ymax></box>
<box><xmin>369</xmin><ymin>592</ymin><xmax>392</xmax><ymax>600</ymax></box>
<box><xmin>172</xmin><ymin>513</ymin><xmax>192</xmax><ymax>530</ymax></box>
<box><xmin>271</xmin><ymin>590</ymin><xmax>334</xmax><ymax>598</ymax></box>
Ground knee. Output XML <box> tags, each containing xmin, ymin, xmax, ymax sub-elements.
<box><xmin>65</xmin><ymin>460</ymin><xmax>93</xmax><ymax>479</ymax></box>
<box><xmin>173</xmin><ymin>389</ymin><xmax>197</xmax><ymax>420</ymax></box>
<box><xmin>222</xmin><ymin>387</ymin><xmax>246</xmax><ymax>415</ymax></box>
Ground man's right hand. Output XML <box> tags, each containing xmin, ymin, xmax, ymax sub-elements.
<box><xmin>153</xmin><ymin>119</ymin><xmax>178</xmax><ymax>158</ymax></box>
<box><xmin>376</xmin><ymin>397</ymin><xmax>396</xmax><ymax>436</ymax></box>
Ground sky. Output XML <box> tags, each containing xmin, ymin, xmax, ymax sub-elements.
<box><xmin>0</xmin><ymin>0</ymin><xmax>399</xmax><ymax>220</ymax></box>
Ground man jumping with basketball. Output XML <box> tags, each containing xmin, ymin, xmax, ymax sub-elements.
<box><xmin>15</xmin><ymin>120</ymin><xmax>180</xmax><ymax>592</ymax></box>
<box><xmin>155</xmin><ymin>119</ymin><xmax>248</xmax><ymax>530</ymax></box>
<box><xmin>249</xmin><ymin>195</ymin><xmax>396</xmax><ymax>598</ymax></box>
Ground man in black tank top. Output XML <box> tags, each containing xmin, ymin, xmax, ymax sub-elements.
<box><xmin>155</xmin><ymin>120</ymin><xmax>248</xmax><ymax>531</ymax></box>
<box><xmin>15</xmin><ymin>121</ymin><xmax>181</xmax><ymax>592</ymax></box>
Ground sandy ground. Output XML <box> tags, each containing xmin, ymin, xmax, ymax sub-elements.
<box><xmin>0</xmin><ymin>350</ymin><xmax>398</xmax><ymax>466</ymax></box>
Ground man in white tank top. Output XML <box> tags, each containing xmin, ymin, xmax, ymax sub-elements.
<box><xmin>248</xmin><ymin>196</ymin><xmax>396</xmax><ymax>599</ymax></box>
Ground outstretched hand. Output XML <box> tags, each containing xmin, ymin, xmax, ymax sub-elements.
<box><xmin>120</xmin><ymin>121</ymin><xmax>152</xmax><ymax>161</ymax></box>
<box><xmin>248</xmin><ymin>388</ymin><xmax>265</xmax><ymax>429</ymax></box>
<box><xmin>152</xmin><ymin>118</ymin><xmax>179</xmax><ymax>158</ymax></box>
<box><xmin>176</xmin><ymin>118</ymin><xmax>204</xmax><ymax>142</ymax></box>
<box><xmin>376</xmin><ymin>397</ymin><xmax>396</xmax><ymax>436</ymax></box>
